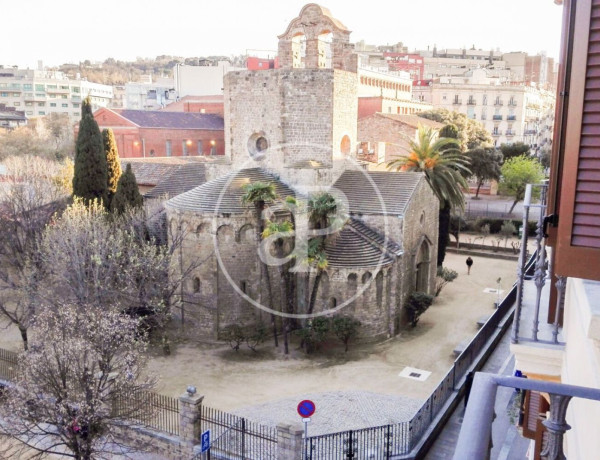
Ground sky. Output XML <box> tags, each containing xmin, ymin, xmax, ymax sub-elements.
<box><xmin>3</xmin><ymin>0</ymin><xmax>564</xmax><ymax>69</ymax></box>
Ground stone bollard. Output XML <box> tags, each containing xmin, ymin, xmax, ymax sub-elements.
<box><xmin>277</xmin><ymin>423</ymin><xmax>304</xmax><ymax>460</ymax></box>
<box><xmin>179</xmin><ymin>386</ymin><xmax>204</xmax><ymax>450</ymax></box>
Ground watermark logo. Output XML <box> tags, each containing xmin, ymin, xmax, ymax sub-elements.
<box><xmin>210</xmin><ymin>141</ymin><xmax>391</xmax><ymax>319</ymax></box>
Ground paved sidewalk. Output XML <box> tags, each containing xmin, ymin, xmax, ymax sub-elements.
<box><xmin>425</xmin><ymin>328</ymin><xmax>530</xmax><ymax>460</ymax></box>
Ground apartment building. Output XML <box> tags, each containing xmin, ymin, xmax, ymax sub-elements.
<box><xmin>413</xmin><ymin>68</ymin><xmax>555</xmax><ymax>150</ymax></box>
<box><xmin>357</xmin><ymin>65</ymin><xmax>432</xmax><ymax>118</ymax></box>
<box><xmin>0</xmin><ymin>67</ymin><xmax>112</xmax><ymax>121</ymax></box>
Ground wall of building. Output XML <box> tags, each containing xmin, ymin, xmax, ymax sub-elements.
<box><xmin>224</xmin><ymin>68</ymin><xmax>357</xmax><ymax>188</ymax></box>
<box><xmin>562</xmin><ymin>278</ymin><xmax>600</xmax><ymax>460</ymax></box>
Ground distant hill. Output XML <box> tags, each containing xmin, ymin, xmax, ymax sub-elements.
<box><xmin>56</xmin><ymin>55</ymin><xmax>245</xmax><ymax>85</ymax></box>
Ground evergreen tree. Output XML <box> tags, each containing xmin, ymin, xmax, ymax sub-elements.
<box><xmin>72</xmin><ymin>98</ymin><xmax>108</xmax><ymax>204</ymax></box>
<box><xmin>111</xmin><ymin>163</ymin><xmax>143</xmax><ymax>214</ymax></box>
<box><xmin>102</xmin><ymin>128</ymin><xmax>122</xmax><ymax>208</ymax></box>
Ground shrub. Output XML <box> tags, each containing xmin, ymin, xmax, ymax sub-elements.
<box><xmin>245</xmin><ymin>322</ymin><xmax>268</xmax><ymax>352</ymax></box>
<box><xmin>406</xmin><ymin>292</ymin><xmax>434</xmax><ymax>327</ymax></box>
<box><xmin>470</xmin><ymin>218</ymin><xmax>536</xmax><ymax>236</ymax></box>
<box><xmin>221</xmin><ymin>323</ymin><xmax>268</xmax><ymax>352</ymax></box>
<box><xmin>221</xmin><ymin>324</ymin><xmax>245</xmax><ymax>352</ymax></box>
<box><xmin>296</xmin><ymin>317</ymin><xmax>330</xmax><ymax>354</ymax></box>
<box><xmin>435</xmin><ymin>267</ymin><xmax>458</xmax><ymax>297</ymax></box>
<box><xmin>331</xmin><ymin>316</ymin><xmax>361</xmax><ymax>352</ymax></box>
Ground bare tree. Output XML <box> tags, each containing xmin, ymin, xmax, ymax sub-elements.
<box><xmin>0</xmin><ymin>304</ymin><xmax>155</xmax><ymax>460</ymax></box>
<box><xmin>0</xmin><ymin>156</ymin><xmax>69</xmax><ymax>349</ymax></box>
<box><xmin>37</xmin><ymin>199</ymin><xmax>206</xmax><ymax>347</ymax></box>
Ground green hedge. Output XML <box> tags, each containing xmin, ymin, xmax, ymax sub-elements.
<box><xmin>465</xmin><ymin>218</ymin><xmax>537</xmax><ymax>236</ymax></box>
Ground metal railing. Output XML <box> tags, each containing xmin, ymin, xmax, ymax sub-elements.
<box><xmin>111</xmin><ymin>390</ymin><xmax>180</xmax><ymax>436</ymax></box>
<box><xmin>0</xmin><ymin>348</ymin><xmax>18</xmax><ymax>382</ymax></box>
<box><xmin>511</xmin><ymin>182</ymin><xmax>564</xmax><ymax>345</ymax></box>
<box><xmin>198</xmin><ymin>405</ymin><xmax>278</xmax><ymax>459</ymax></box>
<box><xmin>454</xmin><ymin>373</ymin><xmax>600</xmax><ymax>460</ymax></box>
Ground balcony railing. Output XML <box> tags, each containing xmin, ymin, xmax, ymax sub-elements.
<box><xmin>495</xmin><ymin>100</ymin><xmax>503</xmax><ymax>106</ymax></box>
<box><xmin>511</xmin><ymin>183</ymin><xmax>565</xmax><ymax>345</ymax></box>
<box><xmin>507</xmin><ymin>115</ymin><xmax>517</xmax><ymax>121</ymax></box>
<box><xmin>492</xmin><ymin>115</ymin><xmax>503</xmax><ymax>120</ymax></box>
<box><xmin>506</xmin><ymin>130</ymin><xmax>515</xmax><ymax>136</ymax></box>
<box><xmin>492</xmin><ymin>131</ymin><xmax>502</xmax><ymax>136</ymax></box>
<box><xmin>508</xmin><ymin>101</ymin><xmax>517</xmax><ymax>106</ymax></box>
<box><xmin>467</xmin><ymin>99</ymin><xmax>476</xmax><ymax>105</ymax></box>
<box><xmin>454</xmin><ymin>373</ymin><xmax>600</xmax><ymax>460</ymax></box>
<box><xmin>452</xmin><ymin>99</ymin><xmax>462</xmax><ymax>105</ymax></box>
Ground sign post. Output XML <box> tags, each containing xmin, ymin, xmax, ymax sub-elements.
<box><xmin>201</xmin><ymin>429</ymin><xmax>210</xmax><ymax>458</ymax></box>
<box><xmin>297</xmin><ymin>400</ymin><xmax>316</xmax><ymax>460</ymax></box>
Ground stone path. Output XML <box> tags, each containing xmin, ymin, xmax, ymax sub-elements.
<box><xmin>234</xmin><ymin>390</ymin><xmax>422</xmax><ymax>436</ymax></box>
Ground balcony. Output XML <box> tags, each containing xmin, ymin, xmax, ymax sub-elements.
<box><xmin>508</xmin><ymin>101</ymin><xmax>517</xmax><ymax>107</ymax></box>
<box><xmin>495</xmin><ymin>100</ymin><xmax>503</xmax><ymax>106</ymax></box>
<box><xmin>507</xmin><ymin>115</ymin><xmax>517</xmax><ymax>121</ymax></box>
<box><xmin>524</xmin><ymin>129</ymin><xmax>538</xmax><ymax>135</ymax></box>
<box><xmin>467</xmin><ymin>99</ymin><xmax>476</xmax><ymax>105</ymax></box>
<box><xmin>506</xmin><ymin>130</ymin><xmax>515</xmax><ymax>136</ymax></box>
<box><xmin>452</xmin><ymin>99</ymin><xmax>462</xmax><ymax>105</ymax></box>
<box><xmin>492</xmin><ymin>130</ymin><xmax>502</xmax><ymax>136</ymax></box>
<box><xmin>492</xmin><ymin>115</ymin><xmax>503</xmax><ymax>120</ymax></box>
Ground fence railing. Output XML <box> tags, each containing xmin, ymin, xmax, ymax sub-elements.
<box><xmin>198</xmin><ymin>405</ymin><xmax>278</xmax><ymax>459</ymax></box>
<box><xmin>0</xmin><ymin>348</ymin><xmax>18</xmax><ymax>382</ymax></box>
<box><xmin>111</xmin><ymin>390</ymin><xmax>180</xmax><ymax>436</ymax></box>
<box><xmin>304</xmin><ymin>251</ymin><xmax>537</xmax><ymax>458</ymax></box>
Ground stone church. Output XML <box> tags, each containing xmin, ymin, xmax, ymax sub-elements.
<box><xmin>164</xmin><ymin>4</ymin><xmax>439</xmax><ymax>340</ymax></box>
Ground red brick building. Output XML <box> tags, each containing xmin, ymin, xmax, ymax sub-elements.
<box><xmin>357</xmin><ymin>113</ymin><xmax>443</xmax><ymax>166</ymax></box>
<box><xmin>383</xmin><ymin>52</ymin><xmax>425</xmax><ymax>81</ymax></box>
<box><xmin>92</xmin><ymin>108</ymin><xmax>224</xmax><ymax>158</ymax></box>
<box><xmin>161</xmin><ymin>95</ymin><xmax>224</xmax><ymax>116</ymax></box>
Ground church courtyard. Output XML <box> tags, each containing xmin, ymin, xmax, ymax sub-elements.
<box><xmin>144</xmin><ymin>252</ymin><xmax>518</xmax><ymax>427</ymax></box>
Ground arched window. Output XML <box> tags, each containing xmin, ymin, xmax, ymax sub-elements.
<box><xmin>415</xmin><ymin>240</ymin><xmax>430</xmax><ymax>292</ymax></box>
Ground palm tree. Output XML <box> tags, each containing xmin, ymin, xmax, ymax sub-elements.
<box><xmin>388</xmin><ymin>124</ymin><xmax>471</xmax><ymax>266</ymax></box>
<box><xmin>241</xmin><ymin>181</ymin><xmax>278</xmax><ymax>347</ymax></box>
<box><xmin>306</xmin><ymin>192</ymin><xmax>339</xmax><ymax>315</ymax></box>
<box><xmin>262</xmin><ymin>219</ymin><xmax>294</xmax><ymax>354</ymax></box>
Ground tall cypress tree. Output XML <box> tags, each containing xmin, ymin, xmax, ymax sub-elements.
<box><xmin>111</xmin><ymin>163</ymin><xmax>143</xmax><ymax>214</ymax></box>
<box><xmin>73</xmin><ymin>97</ymin><xmax>108</xmax><ymax>204</ymax></box>
<box><xmin>103</xmin><ymin>128</ymin><xmax>122</xmax><ymax>208</ymax></box>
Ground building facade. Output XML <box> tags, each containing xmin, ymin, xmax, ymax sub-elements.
<box><xmin>413</xmin><ymin>69</ymin><xmax>555</xmax><ymax>149</ymax></box>
<box><xmin>92</xmin><ymin>108</ymin><xmax>224</xmax><ymax>158</ymax></box>
<box><xmin>0</xmin><ymin>68</ymin><xmax>112</xmax><ymax>121</ymax></box>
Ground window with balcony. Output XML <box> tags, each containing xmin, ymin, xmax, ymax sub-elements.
<box><xmin>495</xmin><ymin>97</ymin><xmax>503</xmax><ymax>106</ymax></box>
<box><xmin>453</xmin><ymin>95</ymin><xmax>461</xmax><ymax>105</ymax></box>
<box><xmin>467</xmin><ymin>96</ymin><xmax>476</xmax><ymax>105</ymax></box>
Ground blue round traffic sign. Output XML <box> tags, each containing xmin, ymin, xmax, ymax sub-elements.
<box><xmin>297</xmin><ymin>399</ymin><xmax>316</xmax><ymax>418</ymax></box>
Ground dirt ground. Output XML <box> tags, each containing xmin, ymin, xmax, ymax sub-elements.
<box><xmin>0</xmin><ymin>252</ymin><xmax>519</xmax><ymax>412</ymax></box>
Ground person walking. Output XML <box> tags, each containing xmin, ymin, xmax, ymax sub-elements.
<box><xmin>466</xmin><ymin>256</ymin><xmax>473</xmax><ymax>275</ymax></box>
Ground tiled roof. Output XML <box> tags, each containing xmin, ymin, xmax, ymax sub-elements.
<box><xmin>333</xmin><ymin>170</ymin><xmax>424</xmax><ymax>215</ymax></box>
<box><xmin>165</xmin><ymin>168</ymin><xmax>297</xmax><ymax>215</ymax></box>
<box><xmin>324</xmin><ymin>218</ymin><xmax>398</xmax><ymax>269</ymax></box>
<box><xmin>114</xmin><ymin>109</ymin><xmax>224</xmax><ymax>130</ymax></box>
<box><xmin>145</xmin><ymin>163</ymin><xmax>207</xmax><ymax>199</ymax></box>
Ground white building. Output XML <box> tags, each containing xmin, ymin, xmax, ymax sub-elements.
<box><xmin>173</xmin><ymin>62</ymin><xmax>243</xmax><ymax>97</ymax></box>
<box><xmin>413</xmin><ymin>69</ymin><xmax>555</xmax><ymax>149</ymax></box>
<box><xmin>0</xmin><ymin>67</ymin><xmax>113</xmax><ymax>121</ymax></box>
<box><xmin>124</xmin><ymin>76</ymin><xmax>176</xmax><ymax>110</ymax></box>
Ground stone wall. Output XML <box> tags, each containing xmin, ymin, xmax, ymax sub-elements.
<box><xmin>224</xmin><ymin>68</ymin><xmax>357</xmax><ymax>188</ymax></box>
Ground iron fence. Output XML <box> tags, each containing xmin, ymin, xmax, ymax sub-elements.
<box><xmin>0</xmin><ymin>348</ymin><xmax>18</xmax><ymax>382</ymax></box>
<box><xmin>196</xmin><ymin>405</ymin><xmax>278</xmax><ymax>460</ymax></box>
<box><xmin>304</xmin><ymin>424</ymin><xmax>410</xmax><ymax>459</ymax></box>
<box><xmin>111</xmin><ymin>390</ymin><xmax>180</xmax><ymax>436</ymax></box>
